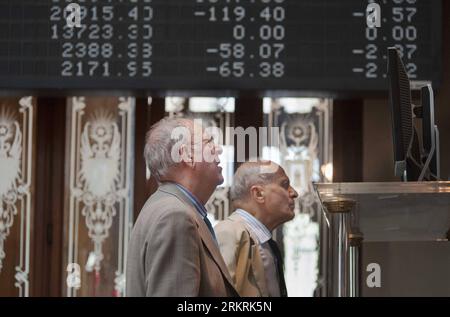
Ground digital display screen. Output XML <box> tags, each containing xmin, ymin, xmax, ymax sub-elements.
<box><xmin>0</xmin><ymin>0</ymin><xmax>442</xmax><ymax>94</ymax></box>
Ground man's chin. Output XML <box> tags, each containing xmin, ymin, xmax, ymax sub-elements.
<box><xmin>287</xmin><ymin>209</ymin><xmax>296</xmax><ymax>221</ymax></box>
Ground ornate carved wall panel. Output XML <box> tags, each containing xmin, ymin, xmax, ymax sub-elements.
<box><xmin>264</xmin><ymin>98</ymin><xmax>333</xmax><ymax>297</ymax></box>
<box><xmin>64</xmin><ymin>97</ymin><xmax>135</xmax><ymax>297</ymax></box>
<box><xmin>0</xmin><ymin>97</ymin><xmax>35</xmax><ymax>297</ymax></box>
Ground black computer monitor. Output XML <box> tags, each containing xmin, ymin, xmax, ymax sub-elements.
<box><xmin>388</xmin><ymin>47</ymin><xmax>440</xmax><ymax>181</ymax></box>
<box><xmin>387</xmin><ymin>47</ymin><xmax>422</xmax><ymax>181</ymax></box>
<box><xmin>420</xmin><ymin>84</ymin><xmax>440</xmax><ymax>180</ymax></box>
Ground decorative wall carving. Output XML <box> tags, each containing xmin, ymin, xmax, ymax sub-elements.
<box><xmin>0</xmin><ymin>97</ymin><xmax>34</xmax><ymax>297</ymax></box>
<box><xmin>66</xmin><ymin>97</ymin><xmax>134</xmax><ymax>297</ymax></box>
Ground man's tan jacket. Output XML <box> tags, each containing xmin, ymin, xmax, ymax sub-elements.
<box><xmin>215</xmin><ymin>213</ymin><xmax>269</xmax><ymax>297</ymax></box>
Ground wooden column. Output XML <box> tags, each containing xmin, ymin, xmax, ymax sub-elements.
<box><xmin>333</xmin><ymin>99</ymin><xmax>364</xmax><ymax>182</ymax></box>
<box><xmin>32</xmin><ymin>97</ymin><xmax>66</xmax><ymax>296</ymax></box>
<box><xmin>132</xmin><ymin>97</ymin><xmax>165</xmax><ymax>221</ymax></box>
<box><xmin>233</xmin><ymin>97</ymin><xmax>263</xmax><ymax>170</ymax></box>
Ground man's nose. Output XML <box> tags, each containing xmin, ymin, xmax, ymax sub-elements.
<box><xmin>290</xmin><ymin>186</ymin><xmax>298</xmax><ymax>198</ymax></box>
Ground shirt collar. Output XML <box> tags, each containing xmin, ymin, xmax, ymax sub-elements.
<box><xmin>173</xmin><ymin>183</ymin><xmax>208</xmax><ymax>218</ymax></box>
<box><xmin>235</xmin><ymin>209</ymin><xmax>272</xmax><ymax>244</ymax></box>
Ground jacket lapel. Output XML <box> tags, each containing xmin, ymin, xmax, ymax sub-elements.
<box><xmin>158</xmin><ymin>183</ymin><xmax>236</xmax><ymax>289</ymax></box>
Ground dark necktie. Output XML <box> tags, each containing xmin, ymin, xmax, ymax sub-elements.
<box><xmin>267</xmin><ymin>238</ymin><xmax>288</xmax><ymax>297</ymax></box>
<box><xmin>203</xmin><ymin>215</ymin><xmax>218</xmax><ymax>243</ymax></box>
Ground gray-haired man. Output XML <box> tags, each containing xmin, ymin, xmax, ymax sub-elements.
<box><xmin>215</xmin><ymin>161</ymin><xmax>298</xmax><ymax>297</ymax></box>
<box><xmin>126</xmin><ymin>117</ymin><xmax>237</xmax><ymax>297</ymax></box>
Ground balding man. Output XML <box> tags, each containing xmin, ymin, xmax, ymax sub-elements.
<box><xmin>215</xmin><ymin>161</ymin><xmax>298</xmax><ymax>297</ymax></box>
<box><xmin>126</xmin><ymin>117</ymin><xmax>237</xmax><ymax>297</ymax></box>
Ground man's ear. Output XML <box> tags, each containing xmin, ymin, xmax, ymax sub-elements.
<box><xmin>179</xmin><ymin>144</ymin><xmax>194</xmax><ymax>167</ymax></box>
<box><xmin>250</xmin><ymin>185</ymin><xmax>265</xmax><ymax>203</ymax></box>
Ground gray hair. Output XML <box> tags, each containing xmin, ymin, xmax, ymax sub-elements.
<box><xmin>230</xmin><ymin>161</ymin><xmax>280</xmax><ymax>202</ymax></box>
<box><xmin>144</xmin><ymin>117</ymin><xmax>193</xmax><ymax>181</ymax></box>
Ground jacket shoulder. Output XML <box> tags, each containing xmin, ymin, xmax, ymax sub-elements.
<box><xmin>133</xmin><ymin>189</ymin><xmax>194</xmax><ymax>234</ymax></box>
<box><xmin>215</xmin><ymin>215</ymin><xmax>251</xmax><ymax>243</ymax></box>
